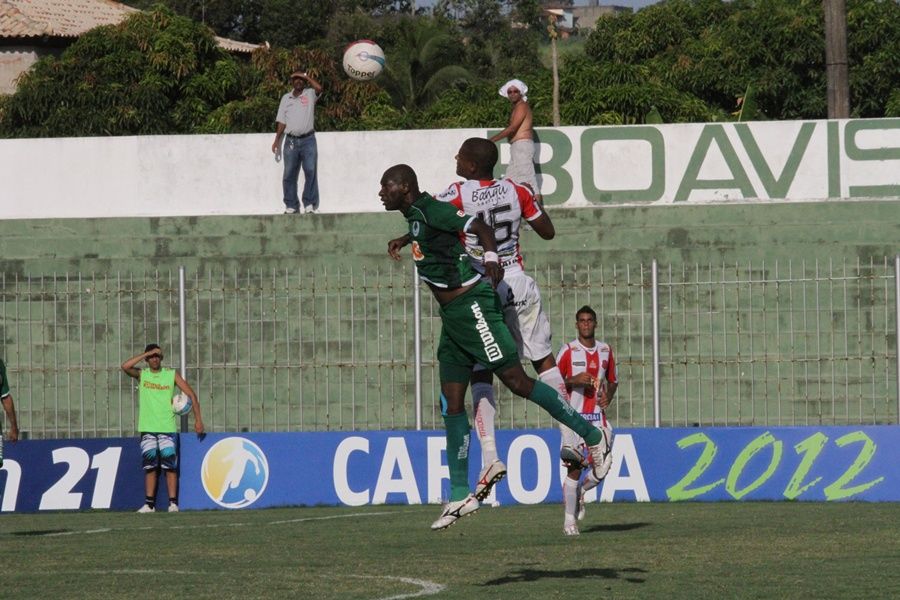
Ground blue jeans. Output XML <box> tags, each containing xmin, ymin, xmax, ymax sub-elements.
<box><xmin>282</xmin><ymin>134</ymin><xmax>319</xmax><ymax>211</ymax></box>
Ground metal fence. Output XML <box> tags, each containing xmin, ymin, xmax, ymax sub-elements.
<box><xmin>1</xmin><ymin>256</ymin><xmax>898</xmax><ymax>439</ymax></box>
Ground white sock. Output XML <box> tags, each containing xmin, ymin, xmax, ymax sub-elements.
<box><xmin>582</xmin><ymin>469</ymin><xmax>601</xmax><ymax>493</ymax></box>
<box><xmin>538</xmin><ymin>366</ymin><xmax>569</xmax><ymax>404</ymax></box>
<box><xmin>472</xmin><ymin>381</ymin><xmax>498</xmax><ymax>465</ymax></box>
<box><xmin>563</xmin><ymin>476</ymin><xmax>579</xmax><ymax>524</ymax></box>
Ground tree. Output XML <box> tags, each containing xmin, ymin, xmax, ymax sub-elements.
<box><xmin>376</xmin><ymin>16</ymin><xmax>474</xmax><ymax>112</ymax></box>
<box><xmin>584</xmin><ymin>0</ymin><xmax>900</xmax><ymax>121</ymax></box>
<box><xmin>0</xmin><ymin>7</ymin><xmax>245</xmax><ymax>137</ymax></box>
<box><xmin>125</xmin><ymin>1</ymin><xmax>402</xmax><ymax>45</ymax></box>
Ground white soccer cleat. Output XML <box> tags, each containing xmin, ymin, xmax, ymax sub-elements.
<box><xmin>587</xmin><ymin>429</ymin><xmax>613</xmax><ymax>480</ymax></box>
<box><xmin>431</xmin><ymin>494</ymin><xmax>479</xmax><ymax>530</ymax></box>
<box><xmin>564</xmin><ymin>521</ymin><xmax>580</xmax><ymax>536</ymax></box>
<box><xmin>560</xmin><ymin>445</ymin><xmax>587</xmax><ymax>468</ymax></box>
<box><xmin>474</xmin><ymin>459</ymin><xmax>507</xmax><ymax>501</ymax></box>
<box><xmin>136</xmin><ymin>504</ymin><xmax>155</xmax><ymax>513</ymax></box>
<box><xmin>168</xmin><ymin>503</ymin><xmax>180</xmax><ymax>513</ymax></box>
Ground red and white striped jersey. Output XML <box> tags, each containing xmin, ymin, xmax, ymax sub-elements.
<box><xmin>435</xmin><ymin>178</ymin><xmax>542</xmax><ymax>276</ymax></box>
<box><xmin>556</xmin><ymin>339</ymin><xmax>617</xmax><ymax>417</ymax></box>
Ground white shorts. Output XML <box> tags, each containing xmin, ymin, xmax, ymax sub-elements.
<box><xmin>495</xmin><ymin>271</ymin><xmax>552</xmax><ymax>361</ymax></box>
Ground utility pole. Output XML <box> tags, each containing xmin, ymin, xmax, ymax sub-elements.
<box><xmin>824</xmin><ymin>0</ymin><xmax>850</xmax><ymax>118</ymax></box>
<box><xmin>548</xmin><ymin>16</ymin><xmax>560</xmax><ymax>127</ymax></box>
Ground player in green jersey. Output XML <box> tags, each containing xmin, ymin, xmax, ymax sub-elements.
<box><xmin>381</xmin><ymin>163</ymin><xmax>611</xmax><ymax>530</ymax></box>
<box><xmin>0</xmin><ymin>358</ymin><xmax>20</xmax><ymax>468</ymax></box>
<box><xmin>122</xmin><ymin>344</ymin><xmax>203</xmax><ymax>513</ymax></box>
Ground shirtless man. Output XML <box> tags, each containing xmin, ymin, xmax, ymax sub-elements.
<box><xmin>489</xmin><ymin>79</ymin><xmax>540</xmax><ymax>202</ymax></box>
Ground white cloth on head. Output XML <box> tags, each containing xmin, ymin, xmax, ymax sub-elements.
<box><xmin>499</xmin><ymin>79</ymin><xmax>528</xmax><ymax>102</ymax></box>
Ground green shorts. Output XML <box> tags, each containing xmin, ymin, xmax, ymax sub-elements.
<box><xmin>437</xmin><ymin>281</ymin><xmax>521</xmax><ymax>383</ymax></box>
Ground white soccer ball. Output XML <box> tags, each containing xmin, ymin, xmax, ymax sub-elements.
<box><xmin>342</xmin><ymin>40</ymin><xmax>385</xmax><ymax>81</ymax></box>
<box><xmin>172</xmin><ymin>393</ymin><xmax>192</xmax><ymax>416</ymax></box>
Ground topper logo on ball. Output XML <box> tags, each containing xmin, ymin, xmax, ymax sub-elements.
<box><xmin>343</xmin><ymin>40</ymin><xmax>385</xmax><ymax>81</ymax></box>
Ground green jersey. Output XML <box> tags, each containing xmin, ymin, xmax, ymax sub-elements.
<box><xmin>138</xmin><ymin>368</ymin><xmax>177</xmax><ymax>433</ymax></box>
<box><xmin>0</xmin><ymin>359</ymin><xmax>9</xmax><ymax>399</ymax></box>
<box><xmin>405</xmin><ymin>192</ymin><xmax>481</xmax><ymax>289</ymax></box>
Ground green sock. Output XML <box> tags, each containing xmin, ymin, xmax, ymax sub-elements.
<box><xmin>528</xmin><ymin>380</ymin><xmax>602</xmax><ymax>446</ymax></box>
<box><xmin>443</xmin><ymin>412</ymin><xmax>472</xmax><ymax>501</ymax></box>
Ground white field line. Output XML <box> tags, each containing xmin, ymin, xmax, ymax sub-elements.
<box><xmin>20</xmin><ymin>509</ymin><xmax>415</xmax><ymax>538</ymax></box>
<box><xmin>351</xmin><ymin>575</ymin><xmax>445</xmax><ymax>600</ymax></box>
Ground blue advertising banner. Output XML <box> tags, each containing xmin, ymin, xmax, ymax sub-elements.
<box><xmin>0</xmin><ymin>437</ymin><xmax>145</xmax><ymax>512</ymax></box>
<box><xmin>179</xmin><ymin>426</ymin><xmax>900</xmax><ymax>510</ymax></box>
<box><xmin>3</xmin><ymin>426</ymin><xmax>899</xmax><ymax>512</ymax></box>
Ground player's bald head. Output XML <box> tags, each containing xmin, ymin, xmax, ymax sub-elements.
<box><xmin>460</xmin><ymin>138</ymin><xmax>498</xmax><ymax>171</ymax></box>
<box><xmin>381</xmin><ymin>164</ymin><xmax>419</xmax><ymax>190</ymax></box>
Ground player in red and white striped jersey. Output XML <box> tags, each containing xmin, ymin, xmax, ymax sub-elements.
<box><xmin>435</xmin><ymin>138</ymin><xmax>571</xmax><ymax>503</ymax></box>
<box><xmin>556</xmin><ymin>305</ymin><xmax>617</xmax><ymax>536</ymax></box>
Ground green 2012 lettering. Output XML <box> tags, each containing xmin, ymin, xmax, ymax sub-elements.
<box><xmin>783</xmin><ymin>432</ymin><xmax>827</xmax><ymax>499</ymax></box>
<box><xmin>666</xmin><ymin>432</ymin><xmax>725</xmax><ymax>501</ymax></box>
<box><xmin>668</xmin><ymin>430</ymin><xmax>884</xmax><ymax>501</ymax></box>
<box><xmin>725</xmin><ymin>432</ymin><xmax>782</xmax><ymax>500</ymax></box>
<box><xmin>822</xmin><ymin>431</ymin><xmax>884</xmax><ymax>500</ymax></box>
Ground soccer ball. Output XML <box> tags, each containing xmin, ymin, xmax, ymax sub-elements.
<box><xmin>172</xmin><ymin>393</ymin><xmax>192</xmax><ymax>416</ymax></box>
<box><xmin>342</xmin><ymin>40</ymin><xmax>385</xmax><ymax>81</ymax></box>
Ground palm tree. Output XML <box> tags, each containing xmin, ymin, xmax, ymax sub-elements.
<box><xmin>378</xmin><ymin>17</ymin><xmax>474</xmax><ymax>112</ymax></box>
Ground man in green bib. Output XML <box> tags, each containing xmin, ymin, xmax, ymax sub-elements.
<box><xmin>122</xmin><ymin>344</ymin><xmax>203</xmax><ymax>513</ymax></box>
<box><xmin>381</xmin><ymin>164</ymin><xmax>611</xmax><ymax>530</ymax></box>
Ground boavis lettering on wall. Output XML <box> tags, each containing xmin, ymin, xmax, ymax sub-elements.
<box><xmin>490</xmin><ymin>118</ymin><xmax>900</xmax><ymax>205</ymax></box>
<box><xmin>1</xmin><ymin>119</ymin><xmax>897</xmax><ymax>219</ymax></box>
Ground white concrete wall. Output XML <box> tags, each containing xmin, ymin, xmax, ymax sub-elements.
<box><xmin>1</xmin><ymin>119</ymin><xmax>897</xmax><ymax>219</ymax></box>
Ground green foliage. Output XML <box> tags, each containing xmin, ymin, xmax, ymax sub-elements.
<box><xmin>2</xmin><ymin>1</ymin><xmax>898</xmax><ymax>137</ymax></box>
<box><xmin>0</xmin><ymin>7</ymin><xmax>240</xmax><ymax>136</ymax></box>
<box><xmin>377</xmin><ymin>16</ymin><xmax>474</xmax><ymax>112</ymax></box>
<box><xmin>584</xmin><ymin>0</ymin><xmax>900</xmax><ymax>122</ymax></box>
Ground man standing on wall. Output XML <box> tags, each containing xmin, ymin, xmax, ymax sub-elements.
<box><xmin>489</xmin><ymin>79</ymin><xmax>541</xmax><ymax>204</ymax></box>
<box><xmin>272</xmin><ymin>69</ymin><xmax>323</xmax><ymax>214</ymax></box>
<box><xmin>122</xmin><ymin>344</ymin><xmax>203</xmax><ymax>513</ymax></box>
<box><xmin>382</xmin><ymin>164</ymin><xmax>612</xmax><ymax>530</ymax></box>
<box><xmin>0</xmin><ymin>357</ymin><xmax>19</xmax><ymax>468</ymax></box>
<box><xmin>557</xmin><ymin>305</ymin><xmax>617</xmax><ymax>536</ymax></box>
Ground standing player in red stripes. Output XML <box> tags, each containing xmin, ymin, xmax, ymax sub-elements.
<box><xmin>556</xmin><ymin>305</ymin><xmax>617</xmax><ymax>536</ymax></box>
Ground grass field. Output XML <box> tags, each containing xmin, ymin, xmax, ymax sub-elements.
<box><xmin>3</xmin><ymin>502</ymin><xmax>899</xmax><ymax>599</ymax></box>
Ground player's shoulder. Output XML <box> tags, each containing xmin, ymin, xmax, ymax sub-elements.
<box><xmin>434</xmin><ymin>181</ymin><xmax>463</xmax><ymax>203</ymax></box>
<box><xmin>597</xmin><ymin>341</ymin><xmax>613</xmax><ymax>352</ymax></box>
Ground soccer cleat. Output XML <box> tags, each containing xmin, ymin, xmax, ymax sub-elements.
<box><xmin>587</xmin><ymin>430</ymin><xmax>613</xmax><ymax>480</ymax></box>
<box><xmin>136</xmin><ymin>504</ymin><xmax>155</xmax><ymax>513</ymax></box>
<box><xmin>564</xmin><ymin>521</ymin><xmax>580</xmax><ymax>536</ymax></box>
<box><xmin>560</xmin><ymin>445</ymin><xmax>586</xmax><ymax>468</ymax></box>
<box><xmin>431</xmin><ymin>494</ymin><xmax>479</xmax><ymax>530</ymax></box>
<box><xmin>474</xmin><ymin>459</ymin><xmax>507</xmax><ymax>501</ymax></box>
<box><xmin>577</xmin><ymin>486</ymin><xmax>586</xmax><ymax>521</ymax></box>
<box><xmin>168</xmin><ymin>503</ymin><xmax>180</xmax><ymax>513</ymax></box>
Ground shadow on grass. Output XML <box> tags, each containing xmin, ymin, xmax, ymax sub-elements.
<box><xmin>581</xmin><ymin>521</ymin><xmax>652</xmax><ymax>534</ymax></box>
<box><xmin>9</xmin><ymin>529</ymin><xmax>71</xmax><ymax>536</ymax></box>
<box><xmin>483</xmin><ymin>566</ymin><xmax>647</xmax><ymax>586</ymax></box>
